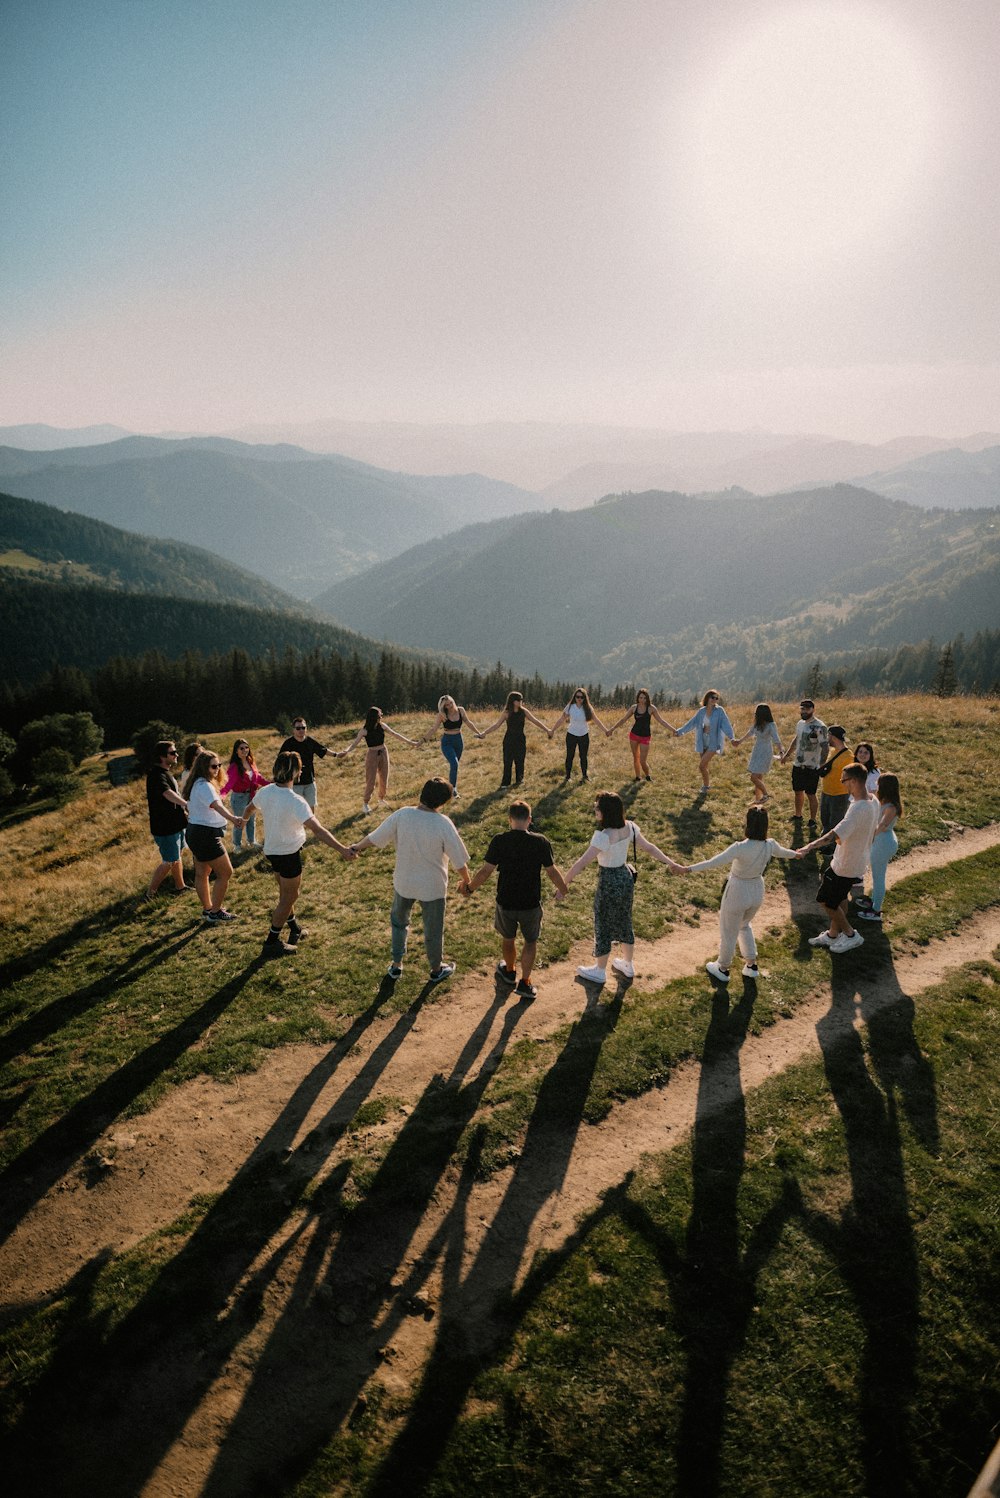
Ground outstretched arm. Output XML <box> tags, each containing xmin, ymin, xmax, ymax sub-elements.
<box><xmin>383</xmin><ymin>723</ymin><xmax>416</xmax><ymax>746</ymax></box>
<box><xmin>465</xmin><ymin>859</ymin><xmax>497</xmax><ymax>895</ymax></box>
<box><xmin>460</xmin><ymin>708</ymin><xmax>483</xmax><ymax>736</ymax></box>
<box><xmin>633</xmin><ymin>828</ymin><xmax>684</xmax><ymax>873</ymax></box>
<box><xmin>305</xmin><ymin>816</ymin><xmax>353</xmax><ymax>856</ymax></box>
<box><xmin>522</xmin><ymin>708</ymin><xmax>550</xmax><ymax>733</ymax></box>
<box><xmin>563</xmin><ymin>844</ymin><xmax>601</xmax><ymax>885</ymax></box>
<box><xmin>422</xmin><ymin>713</ymin><xmax>445</xmax><ymax>744</ymax></box>
<box><xmin>336</xmin><ymin>727</ymin><xmax>367</xmax><ymax>758</ymax></box>
<box><xmin>650</xmin><ymin>704</ymin><xmax>676</xmax><ymax>731</ymax></box>
<box><xmin>608</xmin><ymin>709</ymin><xmax>632</xmax><ymax>734</ymax></box>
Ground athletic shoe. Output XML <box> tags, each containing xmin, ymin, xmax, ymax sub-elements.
<box><xmin>287</xmin><ymin>924</ymin><xmax>309</xmax><ymax>945</ymax></box>
<box><xmin>807</xmin><ymin>818</ymin><xmax>817</xmax><ymax>827</ymax></box>
<box><xmin>852</xmin><ymin>894</ymin><xmax>874</xmax><ymax>910</ymax></box>
<box><xmin>451</xmin><ymin>790</ymin><xmax>460</xmax><ymax>800</ymax></box>
<box><xmin>429</xmin><ymin>962</ymin><xmax>456</xmax><ymax>983</ymax></box>
<box><xmin>790</xmin><ymin>814</ymin><xmax>803</xmax><ymax>822</ymax></box>
<box><xmin>857</xmin><ymin>909</ymin><xmax>883</xmax><ymax>922</ymax></box>
<box><xmin>576</xmin><ymin>963</ymin><xmax>607</xmax><ymax>984</ymax></box>
<box><xmin>830</xmin><ymin>930</ymin><xmax>864</xmax><ymax>954</ymax></box>
<box><xmin>706</xmin><ymin>960</ymin><xmax>730</xmax><ymax>983</ymax></box>
<box><xmin>515</xmin><ymin>979</ymin><xmax>537</xmax><ymax>1000</ymax></box>
<box><xmin>611</xmin><ymin>957</ymin><xmax>635</xmax><ymax>978</ymax></box>
<box><xmin>496</xmin><ymin>961</ymin><xmax>517</xmax><ymax>986</ymax></box>
<box><xmin>261</xmin><ymin>940</ymin><xmax>295</xmax><ymax>958</ymax></box>
<box><xmin>808</xmin><ymin>931</ymin><xmax>835</xmax><ymax>947</ymax></box>
<box><xmin>362</xmin><ymin>803</ymin><xmax>371</xmax><ymax>814</ymax></box>
<box><xmin>386</xmin><ymin>963</ymin><xmax>403</xmax><ymax>980</ymax></box>
<box><xmin>204</xmin><ymin>908</ymin><xmax>237</xmax><ymax>923</ymax></box>
<box><xmin>742</xmin><ymin>963</ymin><xmax>760</xmax><ymax>979</ymax></box>
<box><xmin>644</xmin><ymin>774</ymin><xmax>652</xmax><ymax>781</ymax></box>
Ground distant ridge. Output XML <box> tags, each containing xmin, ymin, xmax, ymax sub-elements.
<box><xmin>0</xmin><ymin>423</ymin><xmax>132</xmax><ymax>450</ymax></box>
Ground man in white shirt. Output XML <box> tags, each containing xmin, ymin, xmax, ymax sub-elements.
<box><xmin>349</xmin><ymin>777</ymin><xmax>471</xmax><ymax>983</ymax></box>
<box><xmin>798</xmin><ymin>764</ymin><xmax>879</xmax><ymax>953</ymax></box>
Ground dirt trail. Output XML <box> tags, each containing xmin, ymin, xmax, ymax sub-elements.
<box><xmin>3</xmin><ymin>825</ymin><xmax>999</xmax><ymax>1498</ymax></box>
<box><xmin>3</xmin><ymin>822</ymin><xmax>997</xmax><ymax>1307</ymax></box>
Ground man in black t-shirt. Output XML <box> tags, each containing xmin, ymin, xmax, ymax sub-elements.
<box><xmin>144</xmin><ymin>740</ymin><xmax>190</xmax><ymax>897</ymax></box>
<box><xmin>279</xmin><ymin>716</ymin><xmax>329</xmax><ymax>810</ymax></box>
<box><xmin>464</xmin><ymin>800</ymin><xmax>568</xmax><ymax>999</ymax></box>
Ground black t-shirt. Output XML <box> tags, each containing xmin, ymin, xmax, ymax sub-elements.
<box><xmin>280</xmin><ymin>734</ymin><xmax>328</xmax><ymax>785</ymax></box>
<box><xmin>485</xmin><ymin>828</ymin><xmax>554</xmax><ymax>909</ymax></box>
<box><xmin>146</xmin><ymin>767</ymin><xmax>186</xmax><ymax>835</ymax></box>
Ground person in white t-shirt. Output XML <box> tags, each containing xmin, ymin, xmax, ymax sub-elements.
<box><xmin>243</xmin><ymin>751</ymin><xmax>353</xmax><ymax>958</ymax></box>
<box><xmin>798</xmin><ymin>764</ymin><xmax>879</xmax><ymax>953</ymax></box>
<box><xmin>349</xmin><ymin>777</ymin><xmax>471</xmax><ymax>984</ymax></box>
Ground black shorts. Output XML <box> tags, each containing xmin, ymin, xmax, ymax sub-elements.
<box><xmin>791</xmin><ymin>765</ymin><xmax>820</xmax><ymax>793</ymax></box>
<box><xmin>185</xmin><ymin>825</ymin><xmax>227</xmax><ymax>863</ymax></box>
<box><xmin>816</xmin><ymin>869</ymin><xmax>858</xmax><ymax>910</ymax></box>
<box><xmin>494</xmin><ymin>903</ymin><xmax>543</xmax><ymax>942</ymax></box>
<box><xmin>267</xmin><ymin>850</ymin><xmax>303</xmax><ymax>879</ymax></box>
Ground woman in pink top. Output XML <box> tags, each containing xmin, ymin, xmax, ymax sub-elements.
<box><xmin>221</xmin><ymin>739</ymin><xmax>270</xmax><ymax>851</ymax></box>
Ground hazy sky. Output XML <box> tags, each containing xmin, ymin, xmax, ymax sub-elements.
<box><xmin>2</xmin><ymin>0</ymin><xmax>998</xmax><ymax>440</ymax></box>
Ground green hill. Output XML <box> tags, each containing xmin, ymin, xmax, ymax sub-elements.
<box><xmin>315</xmin><ymin>486</ymin><xmax>1000</xmax><ymax>691</ymax></box>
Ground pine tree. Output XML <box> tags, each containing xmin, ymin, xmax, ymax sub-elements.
<box><xmin>932</xmin><ymin>643</ymin><xmax>958</xmax><ymax>697</ymax></box>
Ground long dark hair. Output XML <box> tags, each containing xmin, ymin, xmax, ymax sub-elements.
<box><xmin>229</xmin><ymin>738</ymin><xmax>256</xmax><ymax>770</ymax></box>
<box><xmin>364</xmin><ymin>706</ymin><xmax>383</xmax><ymax>734</ymax></box>
<box><xmin>876</xmin><ymin>773</ymin><xmax>902</xmax><ymax>816</ymax></box>
<box><xmin>745</xmin><ymin>806</ymin><xmax>769</xmax><ymax>840</ymax></box>
<box><xmin>571</xmin><ymin>688</ymin><xmax>595</xmax><ymax>721</ymax></box>
<box><xmin>182</xmin><ymin>750</ymin><xmax>221</xmax><ymax>799</ymax></box>
<box><xmin>504</xmin><ymin>691</ymin><xmax>524</xmax><ymax>714</ymax></box>
<box><xmin>753</xmin><ymin>703</ymin><xmax>774</xmax><ymax>730</ymax></box>
<box><xmin>854</xmin><ymin>741</ymin><xmax>877</xmax><ymax>771</ymax></box>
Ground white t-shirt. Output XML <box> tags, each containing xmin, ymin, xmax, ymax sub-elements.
<box><xmin>831</xmin><ymin>796</ymin><xmax>880</xmax><ymax>876</ymax></box>
<box><xmin>188</xmin><ymin>778</ymin><xmax>227</xmax><ymax>828</ymax></box>
<box><xmin>250</xmin><ymin>782</ymin><xmax>312</xmax><ymax>855</ymax></box>
<box><xmin>590</xmin><ymin>822</ymin><xmax>636</xmax><ymax>868</ymax></box>
<box><xmin>792</xmin><ymin>716</ymin><xmax>828</xmax><ymax>768</ymax></box>
<box><xmin>367</xmin><ymin>806</ymin><xmax>469</xmax><ymax>900</ymax></box>
<box><xmin>566</xmin><ymin>703</ymin><xmax>590</xmax><ymax>736</ymax></box>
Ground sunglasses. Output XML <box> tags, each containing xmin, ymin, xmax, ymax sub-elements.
<box><xmin>208</xmin><ymin>760</ymin><xmax>221</xmax><ymax>768</ymax></box>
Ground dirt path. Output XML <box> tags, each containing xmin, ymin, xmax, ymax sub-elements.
<box><xmin>3</xmin><ymin>824</ymin><xmax>999</xmax><ymax>1498</ymax></box>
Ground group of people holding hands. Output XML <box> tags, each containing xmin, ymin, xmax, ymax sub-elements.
<box><xmin>145</xmin><ymin>687</ymin><xmax>902</xmax><ymax>997</ymax></box>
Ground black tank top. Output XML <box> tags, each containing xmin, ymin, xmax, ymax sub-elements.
<box><xmin>442</xmin><ymin>714</ymin><xmax>462</xmax><ymax>732</ymax></box>
<box><xmin>364</xmin><ymin>724</ymin><xmax>386</xmax><ymax>747</ymax></box>
<box><xmin>504</xmin><ymin>707</ymin><xmax>526</xmax><ymax>742</ymax></box>
<box><xmin>633</xmin><ymin>709</ymin><xmax>651</xmax><ymax>736</ymax></box>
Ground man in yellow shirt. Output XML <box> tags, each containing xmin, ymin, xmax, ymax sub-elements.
<box><xmin>818</xmin><ymin>726</ymin><xmax>852</xmax><ymax>835</ymax></box>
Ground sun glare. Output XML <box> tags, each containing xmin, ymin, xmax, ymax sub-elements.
<box><xmin>677</xmin><ymin>3</ymin><xmax>935</xmax><ymax>266</ymax></box>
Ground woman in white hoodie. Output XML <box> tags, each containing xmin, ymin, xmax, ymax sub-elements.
<box><xmin>683</xmin><ymin>806</ymin><xmax>800</xmax><ymax>982</ymax></box>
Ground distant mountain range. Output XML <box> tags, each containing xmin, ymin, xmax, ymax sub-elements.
<box><xmin>316</xmin><ymin>485</ymin><xmax>1000</xmax><ymax>691</ymax></box>
<box><xmin>0</xmin><ymin>437</ymin><xmax>539</xmax><ymax>598</ymax></box>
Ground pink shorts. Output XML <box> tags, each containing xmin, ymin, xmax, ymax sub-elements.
<box><xmin>628</xmin><ymin>732</ymin><xmax>651</xmax><ymax>746</ymax></box>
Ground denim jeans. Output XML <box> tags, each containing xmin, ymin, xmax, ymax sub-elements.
<box><xmin>390</xmin><ymin>892</ymin><xmax>446</xmax><ymax>969</ymax></box>
<box><xmin>230</xmin><ymin>791</ymin><xmax>254</xmax><ymax>848</ymax></box>
<box><xmin>440</xmin><ymin>734</ymin><xmax>463</xmax><ymax>788</ymax></box>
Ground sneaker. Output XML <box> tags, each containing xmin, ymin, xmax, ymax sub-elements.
<box><xmin>790</xmin><ymin>814</ymin><xmax>803</xmax><ymax>822</ymax></box>
<box><xmin>496</xmin><ymin>961</ymin><xmax>517</xmax><ymax>986</ymax></box>
<box><xmin>429</xmin><ymin>962</ymin><xmax>456</xmax><ymax>983</ymax></box>
<box><xmin>807</xmin><ymin>818</ymin><xmax>817</xmax><ymax>827</ymax></box>
<box><xmin>386</xmin><ymin>963</ymin><xmax>403</xmax><ymax>980</ymax></box>
<box><xmin>576</xmin><ymin>963</ymin><xmax>607</xmax><ymax>984</ymax></box>
<box><xmin>287</xmin><ymin>924</ymin><xmax>309</xmax><ymax>945</ymax></box>
<box><xmin>261</xmin><ymin>940</ymin><xmax>295</xmax><ymax>958</ymax></box>
<box><xmin>830</xmin><ymin>930</ymin><xmax>864</xmax><ymax>954</ymax></box>
<box><xmin>362</xmin><ymin>803</ymin><xmax>371</xmax><ymax>815</ymax></box>
<box><xmin>515</xmin><ymin>979</ymin><xmax>537</xmax><ymax>1000</ymax></box>
<box><xmin>451</xmin><ymin>790</ymin><xmax>460</xmax><ymax>801</ymax></box>
<box><xmin>611</xmin><ymin>957</ymin><xmax>635</xmax><ymax>978</ymax></box>
<box><xmin>706</xmin><ymin>960</ymin><xmax>730</xmax><ymax>983</ymax></box>
<box><xmin>644</xmin><ymin>773</ymin><xmax>652</xmax><ymax>781</ymax></box>
<box><xmin>204</xmin><ymin>908</ymin><xmax>237</xmax><ymax>923</ymax></box>
<box><xmin>857</xmin><ymin>909</ymin><xmax>882</xmax><ymax>922</ymax></box>
<box><xmin>741</xmin><ymin>962</ymin><xmax>760</xmax><ymax>979</ymax></box>
<box><xmin>808</xmin><ymin>931</ymin><xmax>835</xmax><ymax>947</ymax></box>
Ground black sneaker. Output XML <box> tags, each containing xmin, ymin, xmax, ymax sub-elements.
<box><xmin>515</xmin><ymin>978</ymin><xmax>537</xmax><ymax>1000</ymax></box>
<box><xmin>428</xmin><ymin>962</ymin><xmax>456</xmax><ymax>984</ymax></box>
<box><xmin>496</xmin><ymin>961</ymin><xmax>517</xmax><ymax>986</ymax></box>
<box><xmin>262</xmin><ymin>940</ymin><xmax>295</xmax><ymax>958</ymax></box>
<box><xmin>204</xmin><ymin>908</ymin><xmax>237</xmax><ymax>923</ymax></box>
<box><xmin>287</xmin><ymin>924</ymin><xmax>309</xmax><ymax>945</ymax></box>
<box><xmin>386</xmin><ymin>963</ymin><xmax>403</xmax><ymax>980</ymax></box>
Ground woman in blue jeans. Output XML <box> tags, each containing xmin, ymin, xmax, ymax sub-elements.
<box><xmin>423</xmin><ymin>694</ymin><xmax>483</xmax><ymax>799</ymax></box>
<box><xmin>858</xmin><ymin>773</ymin><xmax>902</xmax><ymax>922</ymax></box>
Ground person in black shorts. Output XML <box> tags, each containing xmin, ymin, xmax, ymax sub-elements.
<box><xmin>242</xmin><ymin>751</ymin><xmax>354</xmax><ymax>957</ymax></box>
<box><xmin>463</xmin><ymin>800</ymin><xmax>568</xmax><ymax>998</ymax></box>
<box><xmin>279</xmin><ymin>717</ymin><xmax>330</xmax><ymax>811</ymax></box>
<box><xmin>780</xmin><ymin>699</ymin><xmax>828</xmax><ymax>825</ymax></box>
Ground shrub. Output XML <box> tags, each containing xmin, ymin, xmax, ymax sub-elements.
<box><xmin>17</xmin><ymin>712</ymin><xmax>103</xmax><ymax>772</ymax></box>
<box><xmin>131</xmin><ymin>719</ymin><xmax>187</xmax><ymax>768</ymax></box>
<box><xmin>33</xmin><ymin>746</ymin><xmax>77</xmax><ymax>798</ymax></box>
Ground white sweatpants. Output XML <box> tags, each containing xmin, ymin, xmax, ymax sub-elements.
<box><xmin>717</xmin><ymin>874</ymin><xmax>765</xmax><ymax>969</ymax></box>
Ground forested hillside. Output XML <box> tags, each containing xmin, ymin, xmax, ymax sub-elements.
<box><xmin>316</xmin><ymin>486</ymin><xmax>1000</xmax><ymax>691</ymax></box>
<box><xmin>0</xmin><ymin>491</ymin><xmax>307</xmax><ymax>612</ymax></box>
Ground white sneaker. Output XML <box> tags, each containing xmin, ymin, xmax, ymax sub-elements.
<box><xmin>808</xmin><ymin>931</ymin><xmax>835</xmax><ymax>947</ymax></box>
<box><xmin>741</xmin><ymin>963</ymin><xmax>760</xmax><ymax>979</ymax></box>
<box><xmin>706</xmin><ymin>960</ymin><xmax>730</xmax><ymax>983</ymax></box>
<box><xmin>830</xmin><ymin>930</ymin><xmax>864</xmax><ymax>954</ymax></box>
<box><xmin>611</xmin><ymin>958</ymin><xmax>634</xmax><ymax>978</ymax></box>
<box><xmin>362</xmin><ymin>802</ymin><xmax>371</xmax><ymax>814</ymax></box>
<box><xmin>576</xmin><ymin>963</ymin><xmax>607</xmax><ymax>984</ymax></box>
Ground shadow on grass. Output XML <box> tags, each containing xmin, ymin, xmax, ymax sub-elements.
<box><xmin>0</xmin><ymin>892</ymin><xmax>150</xmax><ymax>991</ymax></box>
<box><xmin>1</xmin><ymin>976</ymin><xmax>495</xmax><ymax>1497</ymax></box>
<box><xmin>666</xmin><ymin>802</ymin><xmax>713</xmax><ymax>858</ymax></box>
<box><xmin>0</xmin><ymin>954</ymin><xmax>260</xmax><ymax>1249</ymax></box>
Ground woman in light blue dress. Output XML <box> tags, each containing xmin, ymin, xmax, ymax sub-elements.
<box><xmin>735</xmin><ymin>703</ymin><xmax>785</xmax><ymax>804</ymax></box>
<box><xmin>676</xmin><ymin>689</ymin><xmax>735</xmax><ymax>794</ymax></box>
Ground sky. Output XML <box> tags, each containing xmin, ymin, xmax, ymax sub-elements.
<box><xmin>2</xmin><ymin>0</ymin><xmax>998</xmax><ymax>441</ymax></box>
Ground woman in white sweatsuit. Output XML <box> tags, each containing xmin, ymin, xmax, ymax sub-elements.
<box><xmin>684</xmin><ymin>806</ymin><xmax>800</xmax><ymax>982</ymax></box>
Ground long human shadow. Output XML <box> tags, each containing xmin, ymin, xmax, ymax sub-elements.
<box><xmin>0</xmin><ymin>956</ymin><xmax>260</xmax><ymax>1247</ymax></box>
<box><xmin>666</xmin><ymin>803</ymin><xmax>713</xmax><ymax>859</ymax></box>
<box><xmin>1</xmin><ymin>974</ymin><xmax>413</xmax><ymax>1497</ymax></box>
<box><xmin>196</xmin><ymin>987</ymin><xmax>536</xmax><ymax>1497</ymax></box>
<box><xmin>0</xmin><ymin>891</ymin><xmax>151</xmax><ymax>990</ymax></box>
<box><xmin>362</xmin><ymin>992</ymin><xmax>626</xmax><ymax>1498</ymax></box>
<box><xmin>797</xmin><ymin>932</ymin><xmax>937</xmax><ymax>1494</ymax></box>
<box><xmin>0</xmin><ymin>926</ymin><xmax>201</xmax><ymax>1070</ymax></box>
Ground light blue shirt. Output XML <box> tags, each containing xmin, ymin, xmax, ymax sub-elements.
<box><xmin>677</xmin><ymin>704</ymin><xmax>735</xmax><ymax>754</ymax></box>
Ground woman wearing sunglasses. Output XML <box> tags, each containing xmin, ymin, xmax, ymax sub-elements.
<box><xmin>181</xmin><ymin>749</ymin><xmax>244</xmax><ymax>922</ymax></box>
<box><xmin>550</xmin><ymin>688</ymin><xmax>608</xmax><ymax>785</ymax></box>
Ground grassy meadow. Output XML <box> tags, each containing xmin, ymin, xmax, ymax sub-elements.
<box><xmin>1</xmin><ymin>693</ymin><xmax>1000</xmax><ymax>1495</ymax></box>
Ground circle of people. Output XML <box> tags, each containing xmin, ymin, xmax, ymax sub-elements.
<box><xmin>145</xmin><ymin>689</ymin><xmax>901</xmax><ymax>998</ymax></box>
